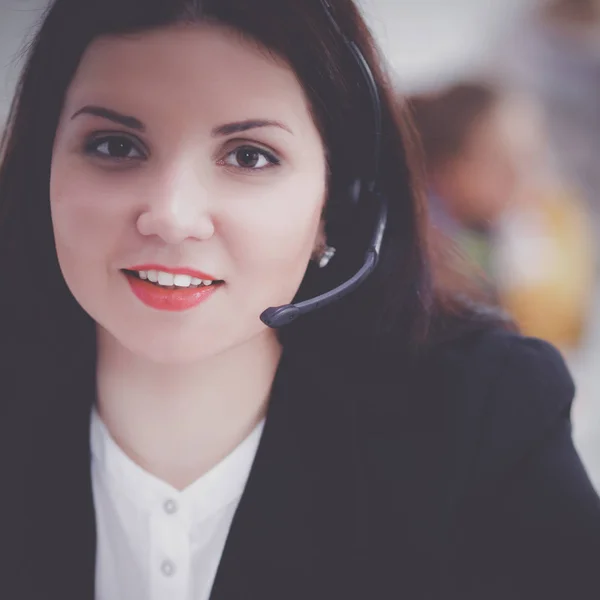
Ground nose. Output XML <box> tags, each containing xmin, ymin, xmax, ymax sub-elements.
<box><xmin>136</xmin><ymin>167</ymin><xmax>215</xmax><ymax>244</ymax></box>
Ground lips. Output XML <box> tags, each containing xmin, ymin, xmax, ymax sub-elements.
<box><xmin>123</xmin><ymin>268</ymin><xmax>223</xmax><ymax>311</ymax></box>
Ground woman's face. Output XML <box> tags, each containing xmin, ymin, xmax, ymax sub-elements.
<box><xmin>439</xmin><ymin>104</ymin><xmax>519</xmax><ymax>228</ymax></box>
<box><xmin>50</xmin><ymin>23</ymin><xmax>327</xmax><ymax>363</ymax></box>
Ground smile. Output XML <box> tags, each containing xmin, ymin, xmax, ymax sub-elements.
<box><xmin>130</xmin><ymin>269</ymin><xmax>217</xmax><ymax>289</ymax></box>
<box><xmin>123</xmin><ymin>265</ymin><xmax>224</xmax><ymax>311</ymax></box>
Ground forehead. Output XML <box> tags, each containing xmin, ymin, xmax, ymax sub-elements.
<box><xmin>64</xmin><ymin>23</ymin><xmax>314</xmax><ymax>131</ymax></box>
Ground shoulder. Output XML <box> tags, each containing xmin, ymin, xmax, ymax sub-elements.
<box><xmin>364</xmin><ymin>327</ymin><xmax>574</xmax><ymax>417</ymax></box>
<box><xmin>415</xmin><ymin>331</ymin><xmax>575</xmax><ymax>485</ymax></box>
<box><xmin>422</xmin><ymin>327</ymin><xmax>574</xmax><ymax>405</ymax></box>
<box><xmin>316</xmin><ymin>327</ymin><xmax>574</xmax><ymax>430</ymax></box>
<box><xmin>422</xmin><ymin>328</ymin><xmax>574</xmax><ymax>421</ymax></box>
<box><xmin>284</xmin><ymin>327</ymin><xmax>575</xmax><ymax>466</ymax></box>
<box><xmin>364</xmin><ymin>329</ymin><xmax>576</xmax><ymax>489</ymax></box>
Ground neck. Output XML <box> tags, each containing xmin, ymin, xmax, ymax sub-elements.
<box><xmin>95</xmin><ymin>328</ymin><xmax>282</xmax><ymax>490</ymax></box>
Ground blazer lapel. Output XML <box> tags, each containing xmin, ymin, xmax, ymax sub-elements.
<box><xmin>209</xmin><ymin>348</ymin><xmax>365</xmax><ymax>600</ymax></box>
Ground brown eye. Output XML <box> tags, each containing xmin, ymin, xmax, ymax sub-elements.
<box><xmin>223</xmin><ymin>145</ymin><xmax>279</xmax><ymax>171</ymax></box>
<box><xmin>106</xmin><ymin>138</ymin><xmax>135</xmax><ymax>158</ymax></box>
<box><xmin>236</xmin><ymin>147</ymin><xmax>260</xmax><ymax>168</ymax></box>
<box><xmin>85</xmin><ymin>134</ymin><xmax>144</xmax><ymax>160</ymax></box>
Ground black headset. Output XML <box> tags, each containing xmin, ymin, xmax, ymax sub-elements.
<box><xmin>260</xmin><ymin>0</ymin><xmax>388</xmax><ymax>329</ymax></box>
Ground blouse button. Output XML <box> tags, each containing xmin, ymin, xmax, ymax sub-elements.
<box><xmin>163</xmin><ymin>498</ymin><xmax>178</xmax><ymax>515</ymax></box>
<box><xmin>161</xmin><ymin>559</ymin><xmax>176</xmax><ymax>577</ymax></box>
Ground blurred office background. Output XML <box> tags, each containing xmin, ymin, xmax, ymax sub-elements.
<box><xmin>2</xmin><ymin>0</ymin><xmax>600</xmax><ymax>488</ymax></box>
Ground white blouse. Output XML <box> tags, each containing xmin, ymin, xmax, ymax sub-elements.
<box><xmin>90</xmin><ymin>408</ymin><xmax>265</xmax><ymax>600</ymax></box>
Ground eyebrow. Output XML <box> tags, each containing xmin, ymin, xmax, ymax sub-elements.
<box><xmin>71</xmin><ymin>105</ymin><xmax>146</xmax><ymax>131</ymax></box>
<box><xmin>212</xmin><ymin>119</ymin><xmax>293</xmax><ymax>137</ymax></box>
<box><xmin>71</xmin><ymin>105</ymin><xmax>293</xmax><ymax>137</ymax></box>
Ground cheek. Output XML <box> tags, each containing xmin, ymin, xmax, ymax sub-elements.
<box><xmin>223</xmin><ymin>177</ymin><xmax>325</xmax><ymax>283</ymax></box>
<box><xmin>50</xmin><ymin>159</ymin><xmax>128</xmax><ymax>266</ymax></box>
<box><xmin>455</xmin><ymin>164</ymin><xmax>494</xmax><ymax>202</ymax></box>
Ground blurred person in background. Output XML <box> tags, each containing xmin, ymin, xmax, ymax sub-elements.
<box><xmin>411</xmin><ymin>82</ymin><xmax>595</xmax><ymax>351</ymax></box>
<box><xmin>410</xmin><ymin>82</ymin><xmax>520</xmax><ymax>301</ymax></box>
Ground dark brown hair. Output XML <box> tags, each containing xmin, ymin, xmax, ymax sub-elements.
<box><xmin>0</xmin><ymin>0</ymin><xmax>510</xmax><ymax>369</ymax></box>
<box><xmin>542</xmin><ymin>0</ymin><xmax>600</xmax><ymax>23</ymax></box>
<box><xmin>409</xmin><ymin>82</ymin><xmax>501</xmax><ymax>173</ymax></box>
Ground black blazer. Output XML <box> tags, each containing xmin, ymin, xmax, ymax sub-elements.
<box><xmin>2</xmin><ymin>329</ymin><xmax>600</xmax><ymax>599</ymax></box>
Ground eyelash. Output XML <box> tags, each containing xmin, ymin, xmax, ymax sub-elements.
<box><xmin>82</xmin><ymin>133</ymin><xmax>281</xmax><ymax>172</ymax></box>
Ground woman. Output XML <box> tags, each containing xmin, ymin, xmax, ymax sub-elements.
<box><xmin>0</xmin><ymin>1</ymin><xmax>598</xmax><ymax>599</ymax></box>
<box><xmin>410</xmin><ymin>82</ymin><xmax>520</xmax><ymax>298</ymax></box>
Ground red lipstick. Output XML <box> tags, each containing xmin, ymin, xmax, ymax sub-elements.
<box><xmin>123</xmin><ymin>264</ymin><xmax>222</xmax><ymax>312</ymax></box>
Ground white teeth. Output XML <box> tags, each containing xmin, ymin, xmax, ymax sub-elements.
<box><xmin>173</xmin><ymin>274</ymin><xmax>192</xmax><ymax>288</ymax></box>
<box><xmin>157</xmin><ymin>271</ymin><xmax>175</xmax><ymax>286</ymax></box>
<box><xmin>133</xmin><ymin>269</ymin><xmax>219</xmax><ymax>287</ymax></box>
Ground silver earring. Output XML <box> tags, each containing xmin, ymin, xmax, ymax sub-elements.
<box><xmin>318</xmin><ymin>245</ymin><xmax>336</xmax><ymax>268</ymax></box>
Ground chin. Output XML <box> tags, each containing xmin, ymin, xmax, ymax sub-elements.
<box><xmin>123</xmin><ymin>330</ymin><xmax>231</xmax><ymax>365</ymax></box>
<box><xmin>118</xmin><ymin>320</ymin><xmax>271</xmax><ymax>365</ymax></box>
